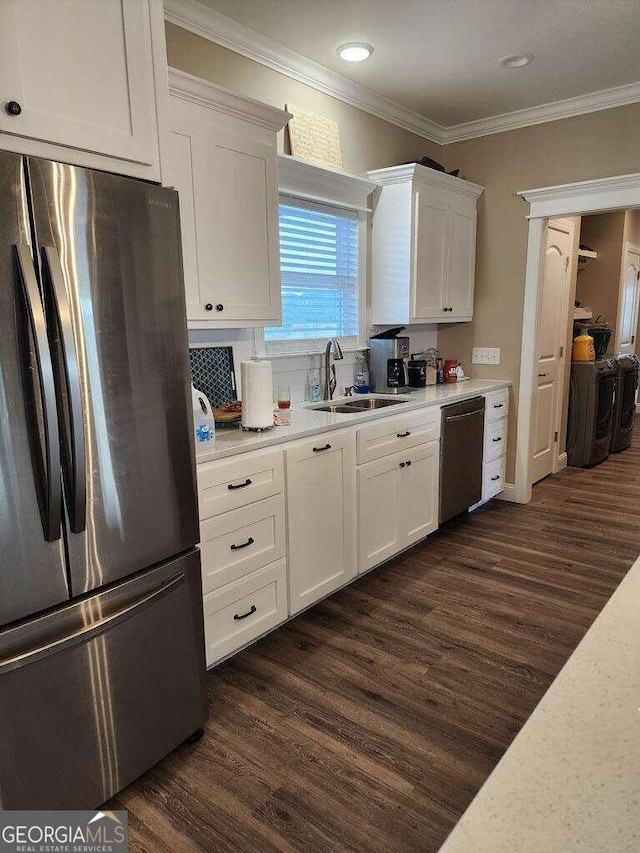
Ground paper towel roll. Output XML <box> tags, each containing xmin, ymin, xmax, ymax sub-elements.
<box><xmin>241</xmin><ymin>360</ymin><xmax>274</xmax><ymax>429</ymax></box>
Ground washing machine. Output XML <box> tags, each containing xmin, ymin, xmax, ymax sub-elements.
<box><xmin>567</xmin><ymin>358</ymin><xmax>617</xmax><ymax>467</ymax></box>
<box><xmin>610</xmin><ymin>354</ymin><xmax>639</xmax><ymax>453</ymax></box>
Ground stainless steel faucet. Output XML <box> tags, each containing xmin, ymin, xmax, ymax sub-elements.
<box><xmin>323</xmin><ymin>338</ymin><xmax>344</xmax><ymax>399</ymax></box>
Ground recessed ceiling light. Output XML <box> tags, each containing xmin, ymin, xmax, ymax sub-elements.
<box><xmin>499</xmin><ymin>53</ymin><xmax>534</xmax><ymax>69</ymax></box>
<box><xmin>337</xmin><ymin>42</ymin><xmax>374</xmax><ymax>63</ymax></box>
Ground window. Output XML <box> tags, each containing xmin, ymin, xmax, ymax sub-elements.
<box><xmin>263</xmin><ymin>196</ymin><xmax>362</xmax><ymax>354</ymax></box>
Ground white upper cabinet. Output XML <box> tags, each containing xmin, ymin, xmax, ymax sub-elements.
<box><xmin>368</xmin><ymin>164</ymin><xmax>483</xmax><ymax>324</ymax></box>
<box><xmin>165</xmin><ymin>70</ymin><xmax>290</xmax><ymax>328</ymax></box>
<box><xmin>0</xmin><ymin>0</ymin><xmax>166</xmax><ymax>180</ymax></box>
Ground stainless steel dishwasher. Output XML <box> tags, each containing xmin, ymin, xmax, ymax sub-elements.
<box><xmin>440</xmin><ymin>396</ymin><xmax>485</xmax><ymax>523</ymax></box>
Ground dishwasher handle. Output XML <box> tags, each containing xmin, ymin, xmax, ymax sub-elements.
<box><xmin>444</xmin><ymin>408</ymin><xmax>484</xmax><ymax>423</ymax></box>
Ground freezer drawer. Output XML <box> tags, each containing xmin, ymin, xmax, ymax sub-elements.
<box><xmin>0</xmin><ymin>550</ymin><xmax>207</xmax><ymax>809</ymax></box>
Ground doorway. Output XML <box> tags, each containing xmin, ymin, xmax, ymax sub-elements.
<box><xmin>530</xmin><ymin>218</ymin><xmax>576</xmax><ymax>485</ymax></box>
<box><xmin>514</xmin><ymin>174</ymin><xmax>640</xmax><ymax>504</ymax></box>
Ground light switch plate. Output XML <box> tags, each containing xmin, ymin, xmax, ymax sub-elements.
<box><xmin>472</xmin><ymin>347</ymin><xmax>501</xmax><ymax>365</ymax></box>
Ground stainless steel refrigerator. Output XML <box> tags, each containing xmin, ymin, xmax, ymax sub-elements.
<box><xmin>0</xmin><ymin>152</ymin><xmax>207</xmax><ymax>809</ymax></box>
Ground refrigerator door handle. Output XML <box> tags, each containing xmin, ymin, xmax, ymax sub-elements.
<box><xmin>0</xmin><ymin>572</ymin><xmax>185</xmax><ymax>676</ymax></box>
<box><xmin>15</xmin><ymin>244</ymin><xmax>62</xmax><ymax>542</ymax></box>
<box><xmin>42</xmin><ymin>245</ymin><xmax>87</xmax><ymax>534</ymax></box>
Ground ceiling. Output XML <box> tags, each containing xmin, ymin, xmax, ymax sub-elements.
<box><xmin>196</xmin><ymin>0</ymin><xmax>640</xmax><ymax>128</ymax></box>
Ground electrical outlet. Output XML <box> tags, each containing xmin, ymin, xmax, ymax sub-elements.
<box><xmin>472</xmin><ymin>347</ymin><xmax>501</xmax><ymax>365</ymax></box>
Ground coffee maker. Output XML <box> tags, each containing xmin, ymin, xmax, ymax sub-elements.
<box><xmin>369</xmin><ymin>328</ymin><xmax>410</xmax><ymax>394</ymax></box>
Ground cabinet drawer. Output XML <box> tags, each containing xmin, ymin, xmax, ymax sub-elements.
<box><xmin>203</xmin><ymin>560</ymin><xmax>287</xmax><ymax>666</ymax></box>
<box><xmin>197</xmin><ymin>448</ymin><xmax>284</xmax><ymax>519</ymax></box>
<box><xmin>484</xmin><ymin>417</ymin><xmax>507</xmax><ymax>463</ymax></box>
<box><xmin>483</xmin><ymin>457</ymin><xmax>506</xmax><ymax>501</ymax></box>
<box><xmin>485</xmin><ymin>388</ymin><xmax>509</xmax><ymax>423</ymax></box>
<box><xmin>200</xmin><ymin>496</ymin><xmax>286</xmax><ymax>593</ymax></box>
<box><xmin>356</xmin><ymin>408</ymin><xmax>439</xmax><ymax>464</ymax></box>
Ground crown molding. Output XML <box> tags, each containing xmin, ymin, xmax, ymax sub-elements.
<box><xmin>367</xmin><ymin>163</ymin><xmax>483</xmax><ymax>198</ymax></box>
<box><xmin>168</xmin><ymin>67</ymin><xmax>291</xmax><ymax>130</ymax></box>
<box><xmin>278</xmin><ymin>154</ymin><xmax>378</xmax><ymax>211</ymax></box>
<box><xmin>163</xmin><ymin>0</ymin><xmax>444</xmax><ymax>144</ymax></box>
<box><xmin>519</xmin><ymin>172</ymin><xmax>640</xmax><ymax>219</ymax></box>
<box><xmin>164</xmin><ymin>0</ymin><xmax>640</xmax><ymax>147</ymax></box>
<box><xmin>442</xmin><ymin>79</ymin><xmax>640</xmax><ymax>144</ymax></box>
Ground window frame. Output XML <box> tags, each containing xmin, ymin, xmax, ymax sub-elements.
<box><xmin>254</xmin><ymin>154</ymin><xmax>377</xmax><ymax>358</ymax></box>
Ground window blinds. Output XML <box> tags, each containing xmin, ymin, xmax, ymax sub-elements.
<box><xmin>264</xmin><ymin>196</ymin><xmax>360</xmax><ymax>354</ymax></box>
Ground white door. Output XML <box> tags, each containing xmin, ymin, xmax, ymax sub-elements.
<box><xmin>286</xmin><ymin>432</ymin><xmax>355</xmax><ymax>614</ymax></box>
<box><xmin>357</xmin><ymin>455</ymin><xmax>402</xmax><ymax>573</ymax></box>
<box><xmin>400</xmin><ymin>442</ymin><xmax>440</xmax><ymax>546</ymax></box>
<box><xmin>0</xmin><ymin>0</ymin><xmax>157</xmax><ymax>165</ymax></box>
<box><xmin>412</xmin><ymin>189</ymin><xmax>449</xmax><ymax>320</ymax></box>
<box><xmin>447</xmin><ymin>194</ymin><xmax>477</xmax><ymax>320</ymax></box>
<box><xmin>168</xmin><ymin>97</ymin><xmax>281</xmax><ymax>326</ymax></box>
<box><xmin>616</xmin><ymin>246</ymin><xmax>640</xmax><ymax>356</ymax></box>
<box><xmin>531</xmin><ymin>220</ymin><xmax>573</xmax><ymax>485</ymax></box>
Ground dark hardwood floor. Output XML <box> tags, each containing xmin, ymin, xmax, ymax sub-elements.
<box><xmin>111</xmin><ymin>431</ymin><xmax>640</xmax><ymax>852</ymax></box>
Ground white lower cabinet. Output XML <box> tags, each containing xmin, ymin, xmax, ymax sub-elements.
<box><xmin>482</xmin><ymin>456</ymin><xmax>506</xmax><ymax>502</ymax></box>
<box><xmin>202</xmin><ymin>559</ymin><xmax>287</xmax><ymax>667</ymax></box>
<box><xmin>197</xmin><ymin>387</ymin><xmax>510</xmax><ymax>665</ymax></box>
<box><xmin>358</xmin><ymin>441</ymin><xmax>439</xmax><ymax>573</ymax></box>
<box><xmin>200</xmin><ymin>495</ymin><xmax>285</xmax><ymax>593</ymax></box>
<box><xmin>285</xmin><ymin>430</ymin><xmax>356</xmax><ymax>615</ymax></box>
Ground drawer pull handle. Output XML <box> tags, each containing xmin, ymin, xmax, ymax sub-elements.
<box><xmin>406</xmin><ymin>460</ymin><xmax>412</xmax><ymax>466</ymax></box>
<box><xmin>492</xmin><ymin>437</ymin><xmax>502</xmax><ymax>442</ymax></box>
<box><xmin>493</xmin><ymin>403</ymin><xmax>504</xmax><ymax>409</ymax></box>
<box><xmin>397</xmin><ymin>430</ymin><xmax>411</xmax><ymax>437</ymax></box>
<box><xmin>228</xmin><ymin>478</ymin><xmax>252</xmax><ymax>490</ymax></box>
<box><xmin>233</xmin><ymin>604</ymin><xmax>257</xmax><ymax>621</ymax></box>
<box><xmin>491</xmin><ymin>475</ymin><xmax>501</xmax><ymax>481</ymax></box>
<box><xmin>313</xmin><ymin>443</ymin><xmax>331</xmax><ymax>452</ymax></box>
<box><xmin>230</xmin><ymin>536</ymin><xmax>255</xmax><ymax>551</ymax></box>
<box><xmin>399</xmin><ymin>462</ymin><xmax>406</xmax><ymax>468</ymax></box>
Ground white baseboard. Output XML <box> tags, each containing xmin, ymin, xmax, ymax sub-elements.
<box><xmin>496</xmin><ymin>483</ymin><xmax>517</xmax><ymax>503</ymax></box>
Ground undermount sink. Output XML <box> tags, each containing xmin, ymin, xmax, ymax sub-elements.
<box><xmin>310</xmin><ymin>404</ymin><xmax>360</xmax><ymax>413</ymax></box>
<box><xmin>308</xmin><ymin>396</ymin><xmax>408</xmax><ymax>414</ymax></box>
<box><xmin>341</xmin><ymin>397</ymin><xmax>406</xmax><ymax>410</ymax></box>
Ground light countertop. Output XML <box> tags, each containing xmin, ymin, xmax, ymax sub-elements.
<box><xmin>438</xmin><ymin>552</ymin><xmax>640</xmax><ymax>853</ymax></box>
<box><xmin>195</xmin><ymin>379</ymin><xmax>511</xmax><ymax>463</ymax></box>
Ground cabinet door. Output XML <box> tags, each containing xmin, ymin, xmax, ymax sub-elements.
<box><xmin>412</xmin><ymin>189</ymin><xmax>449</xmax><ymax>321</ymax></box>
<box><xmin>286</xmin><ymin>432</ymin><xmax>355</xmax><ymax>614</ymax></box>
<box><xmin>357</xmin><ymin>455</ymin><xmax>402</xmax><ymax>573</ymax></box>
<box><xmin>400</xmin><ymin>441</ymin><xmax>439</xmax><ymax>547</ymax></box>
<box><xmin>168</xmin><ymin>97</ymin><xmax>281</xmax><ymax>326</ymax></box>
<box><xmin>0</xmin><ymin>0</ymin><xmax>157</xmax><ymax>166</ymax></box>
<box><xmin>447</xmin><ymin>194</ymin><xmax>477</xmax><ymax>320</ymax></box>
<box><xmin>200</xmin><ymin>126</ymin><xmax>281</xmax><ymax>323</ymax></box>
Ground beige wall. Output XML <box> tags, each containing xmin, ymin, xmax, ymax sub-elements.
<box><xmin>437</xmin><ymin>104</ymin><xmax>640</xmax><ymax>481</ymax></box>
<box><xmin>625</xmin><ymin>208</ymin><xmax>640</xmax><ymax>248</ymax></box>
<box><xmin>165</xmin><ymin>23</ymin><xmax>441</xmax><ymax>174</ymax></box>
<box><xmin>576</xmin><ymin>212</ymin><xmax>626</xmax><ymax>347</ymax></box>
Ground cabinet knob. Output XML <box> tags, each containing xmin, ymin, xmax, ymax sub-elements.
<box><xmin>215</xmin><ymin>303</ymin><xmax>224</xmax><ymax>312</ymax></box>
<box><xmin>205</xmin><ymin>303</ymin><xmax>213</xmax><ymax>311</ymax></box>
<box><xmin>5</xmin><ymin>101</ymin><xmax>21</xmax><ymax>116</ymax></box>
